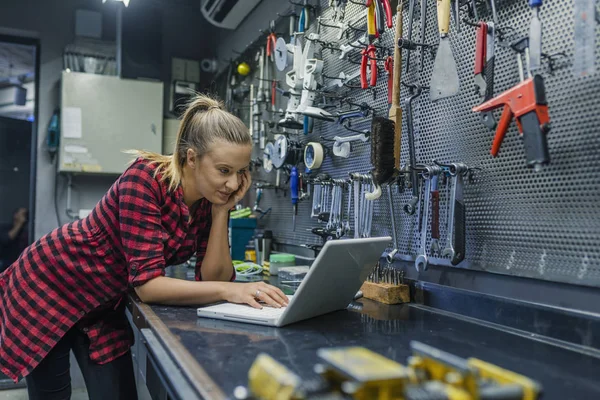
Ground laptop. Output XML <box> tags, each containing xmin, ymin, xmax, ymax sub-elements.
<box><xmin>197</xmin><ymin>236</ymin><xmax>391</xmax><ymax>327</ymax></box>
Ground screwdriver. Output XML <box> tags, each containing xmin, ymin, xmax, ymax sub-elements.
<box><xmin>528</xmin><ymin>0</ymin><xmax>542</xmax><ymax>71</ymax></box>
<box><xmin>291</xmin><ymin>166</ymin><xmax>299</xmax><ymax>231</ymax></box>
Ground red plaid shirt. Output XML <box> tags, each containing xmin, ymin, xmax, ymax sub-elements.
<box><xmin>0</xmin><ymin>159</ymin><xmax>221</xmax><ymax>382</ymax></box>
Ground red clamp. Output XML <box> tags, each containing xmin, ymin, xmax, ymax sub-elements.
<box><xmin>361</xmin><ymin>44</ymin><xmax>378</xmax><ymax>89</ymax></box>
<box><xmin>473</xmin><ymin>75</ymin><xmax>551</xmax><ymax>167</ymax></box>
<box><xmin>384</xmin><ymin>56</ymin><xmax>393</xmax><ymax>104</ymax></box>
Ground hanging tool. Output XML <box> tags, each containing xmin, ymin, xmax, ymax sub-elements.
<box><xmin>430</xmin><ymin>0</ymin><xmax>460</xmax><ymax>101</ymax></box>
<box><xmin>573</xmin><ymin>0</ymin><xmax>597</xmax><ymax>77</ymax></box>
<box><xmin>298</xmin><ymin>0</ymin><xmax>310</xmax><ymax>33</ymax></box>
<box><xmin>291</xmin><ymin>166</ymin><xmax>299</xmax><ymax>231</ymax></box>
<box><xmin>452</xmin><ymin>0</ymin><xmax>461</xmax><ymax>33</ymax></box>
<box><xmin>367</xmin><ymin>0</ymin><xmax>393</xmax><ymax>35</ymax></box>
<box><xmin>419</xmin><ymin>0</ymin><xmax>428</xmax><ymax>72</ymax></box>
<box><xmin>489</xmin><ymin>0</ymin><xmax>498</xmax><ymax>24</ymax></box>
<box><xmin>386</xmin><ymin>185</ymin><xmax>399</xmax><ymax>264</ymax></box>
<box><xmin>384</xmin><ymin>56</ymin><xmax>393</xmax><ymax>104</ymax></box>
<box><xmin>367</xmin><ymin>117</ymin><xmax>396</xmax><ymax>201</ymax></box>
<box><xmin>430</xmin><ymin>173</ymin><xmax>440</xmax><ymax>253</ymax></box>
<box><xmin>415</xmin><ymin>165</ymin><xmax>442</xmax><ymax>271</ymax></box>
<box><xmin>366</xmin><ymin>0</ymin><xmax>377</xmax><ymax>39</ymax></box>
<box><xmin>528</xmin><ymin>0</ymin><xmax>542</xmax><ymax>72</ymax></box>
<box><xmin>332</xmin><ymin>133</ymin><xmax>370</xmax><ymax>158</ymax></box>
<box><xmin>474</xmin><ymin>22</ymin><xmax>488</xmax><ymax>98</ymax></box>
<box><xmin>390</xmin><ymin>3</ymin><xmax>404</xmax><ymax>171</ymax></box>
<box><xmin>442</xmin><ymin>163</ymin><xmax>467</xmax><ymax>265</ymax></box>
<box><xmin>339</xmin><ymin>33</ymin><xmax>368</xmax><ymax>59</ymax></box>
<box><xmin>360</xmin><ymin>44</ymin><xmax>377</xmax><ymax>89</ymax></box>
<box><xmin>405</xmin><ymin>0</ymin><xmax>417</xmax><ymax>73</ymax></box>
<box><xmin>415</xmin><ymin>172</ymin><xmax>432</xmax><ymax>271</ymax></box>
<box><xmin>472</xmin><ymin>75</ymin><xmax>551</xmax><ymax>170</ymax></box>
<box><xmin>266</xmin><ymin>21</ymin><xmax>277</xmax><ymax>62</ymax></box>
<box><xmin>474</xmin><ymin>21</ymin><xmax>496</xmax><ymax>130</ymax></box>
<box><xmin>482</xmin><ymin>22</ymin><xmax>496</xmax><ymax>130</ymax></box>
<box><xmin>403</xmin><ymin>85</ymin><xmax>422</xmax><ymax>215</ymax></box>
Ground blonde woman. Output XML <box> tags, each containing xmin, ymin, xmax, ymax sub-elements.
<box><xmin>0</xmin><ymin>95</ymin><xmax>288</xmax><ymax>399</ymax></box>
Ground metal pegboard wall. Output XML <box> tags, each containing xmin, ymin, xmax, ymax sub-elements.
<box><xmin>237</xmin><ymin>0</ymin><xmax>600</xmax><ymax>287</ymax></box>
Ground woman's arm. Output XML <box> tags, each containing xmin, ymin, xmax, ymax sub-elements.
<box><xmin>197</xmin><ymin>211</ymin><xmax>235</xmax><ymax>281</ymax></box>
<box><xmin>135</xmin><ymin>276</ymin><xmax>288</xmax><ymax>308</ymax></box>
<box><xmin>135</xmin><ymin>276</ymin><xmax>227</xmax><ymax>305</ymax></box>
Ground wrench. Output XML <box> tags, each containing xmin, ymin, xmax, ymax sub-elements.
<box><xmin>403</xmin><ymin>86</ymin><xmax>423</xmax><ymax>215</ymax></box>
<box><xmin>386</xmin><ymin>185</ymin><xmax>399</xmax><ymax>263</ymax></box>
<box><xmin>415</xmin><ymin>175</ymin><xmax>432</xmax><ymax>271</ymax></box>
<box><xmin>442</xmin><ymin>163</ymin><xmax>468</xmax><ymax>265</ymax></box>
<box><xmin>430</xmin><ymin>174</ymin><xmax>440</xmax><ymax>253</ymax></box>
<box><xmin>345</xmin><ymin>182</ymin><xmax>352</xmax><ymax>235</ymax></box>
<box><xmin>353</xmin><ymin>180</ymin><xmax>360</xmax><ymax>238</ymax></box>
<box><xmin>311</xmin><ymin>184</ymin><xmax>321</xmax><ymax>217</ymax></box>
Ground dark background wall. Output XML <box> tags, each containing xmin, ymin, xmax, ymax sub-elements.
<box><xmin>0</xmin><ymin>0</ymin><xmax>218</xmax><ymax>239</ymax></box>
<box><xmin>0</xmin><ymin>116</ymin><xmax>31</xmax><ymax>225</ymax></box>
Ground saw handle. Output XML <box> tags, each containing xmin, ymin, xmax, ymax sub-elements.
<box><xmin>474</xmin><ymin>23</ymin><xmax>487</xmax><ymax>75</ymax></box>
<box><xmin>437</xmin><ymin>0</ymin><xmax>451</xmax><ymax>35</ymax></box>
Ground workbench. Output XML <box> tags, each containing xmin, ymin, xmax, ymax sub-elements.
<box><xmin>126</xmin><ymin>265</ymin><xmax>600</xmax><ymax>400</ymax></box>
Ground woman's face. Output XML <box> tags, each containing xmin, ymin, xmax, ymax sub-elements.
<box><xmin>184</xmin><ymin>139</ymin><xmax>252</xmax><ymax>205</ymax></box>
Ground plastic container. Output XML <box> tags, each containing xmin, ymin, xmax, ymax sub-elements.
<box><xmin>269</xmin><ymin>253</ymin><xmax>295</xmax><ymax>276</ymax></box>
<box><xmin>278</xmin><ymin>266</ymin><xmax>310</xmax><ymax>282</ymax></box>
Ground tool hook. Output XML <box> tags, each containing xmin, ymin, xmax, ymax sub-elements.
<box><xmin>342</xmin><ymin>120</ymin><xmax>372</xmax><ymax>135</ymax></box>
<box><xmin>541</xmin><ymin>52</ymin><xmax>569</xmax><ymax>75</ymax></box>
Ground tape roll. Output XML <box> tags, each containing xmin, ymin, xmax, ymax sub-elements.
<box><xmin>304</xmin><ymin>142</ymin><xmax>324</xmax><ymax>170</ymax></box>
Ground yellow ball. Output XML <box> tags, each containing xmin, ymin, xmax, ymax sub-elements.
<box><xmin>237</xmin><ymin>62</ymin><xmax>251</xmax><ymax>76</ymax></box>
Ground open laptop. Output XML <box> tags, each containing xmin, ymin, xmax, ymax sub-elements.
<box><xmin>197</xmin><ymin>236</ymin><xmax>391</xmax><ymax>327</ymax></box>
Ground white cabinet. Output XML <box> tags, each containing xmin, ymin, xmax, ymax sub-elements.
<box><xmin>59</xmin><ymin>71</ymin><xmax>163</xmax><ymax>174</ymax></box>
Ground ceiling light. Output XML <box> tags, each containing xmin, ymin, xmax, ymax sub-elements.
<box><xmin>102</xmin><ymin>0</ymin><xmax>130</xmax><ymax>7</ymax></box>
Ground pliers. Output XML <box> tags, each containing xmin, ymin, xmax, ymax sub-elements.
<box><xmin>361</xmin><ymin>44</ymin><xmax>377</xmax><ymax>89</ymax></box>
<box><xmin>366</xmin><ymin>0</ymin><xmax>392</xmax><ymax>37</ymax></box>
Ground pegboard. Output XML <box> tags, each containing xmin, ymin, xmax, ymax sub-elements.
<box><xmin>224</xmin><ymin>0</ymin><xmax>600</xmax><ymax>287</ymax></box>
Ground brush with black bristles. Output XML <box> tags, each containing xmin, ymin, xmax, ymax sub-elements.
<box><xmin>366</xmin><ymin>116</ymin><xmax>396</xmax><ymax>200</ymax></box>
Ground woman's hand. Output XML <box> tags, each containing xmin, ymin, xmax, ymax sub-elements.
<box><xmin>224</xmin><ymin>281</ymin><xmax>289</xmax><ymax>309</ymax></box>
<box><xmin>212</xmin><ymin>170</ymin><xmax>252</xmax><ymax>217</ymax></box>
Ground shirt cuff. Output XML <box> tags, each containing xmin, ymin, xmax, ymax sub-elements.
<box><xmin>128</xmin><ymin>261</ymin><xmax>165</xmax><ymax>287</ymax></box>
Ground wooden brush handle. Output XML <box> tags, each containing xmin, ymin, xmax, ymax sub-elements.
<box><xmin>392</xmin><ymin>2</ymin><xmax>403</xmax><ymax>109</ymax></box>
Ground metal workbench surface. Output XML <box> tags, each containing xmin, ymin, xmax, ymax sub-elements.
<box><xmin>128</xmin><ymin>266</ymin><xmax>600</xmax><ymax>400</ymax></box>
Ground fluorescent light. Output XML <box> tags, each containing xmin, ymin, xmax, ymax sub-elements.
<box><xmin>102</xmin><ymin>0</ymin><xmax>130</xmax><ymax>7</ymax></box>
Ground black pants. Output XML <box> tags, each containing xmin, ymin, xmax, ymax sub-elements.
<box><xmin>25</xmin><ymin>327</ymin><xmax>137</xmax><ymax>400</ymax></box>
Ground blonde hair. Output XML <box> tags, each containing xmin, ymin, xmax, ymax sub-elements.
<box><xmin>130</xmin><ymin>94</ymin><xmax>251</xmax><ymax>192</ymax></box>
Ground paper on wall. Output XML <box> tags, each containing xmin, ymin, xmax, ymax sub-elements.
<box><xmin>63</xmin><ymin>107</ymin><xmax>82</xmax><ymax>139</ymax></box>
<box><xmin>64</xmin><ymin>144</ymin><xmax>88</xmax><ymax>154</ymax></box>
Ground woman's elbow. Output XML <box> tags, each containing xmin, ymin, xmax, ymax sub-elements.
<box><xmin>134</xmin><ymin>280</ymin><xmax>158</xmax><ymax>303</ymax></box>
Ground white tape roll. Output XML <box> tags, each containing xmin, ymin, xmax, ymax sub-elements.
<box><xmin>304</xmin><ymin>142</ymin><xmax>324</xmax><ymax>170</ymax></box>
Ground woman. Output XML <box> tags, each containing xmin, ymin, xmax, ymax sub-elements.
<box><xmin>0</xmin><ymin>95</ymin><xmax>288</xmax><ymax>399</ymax></box>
